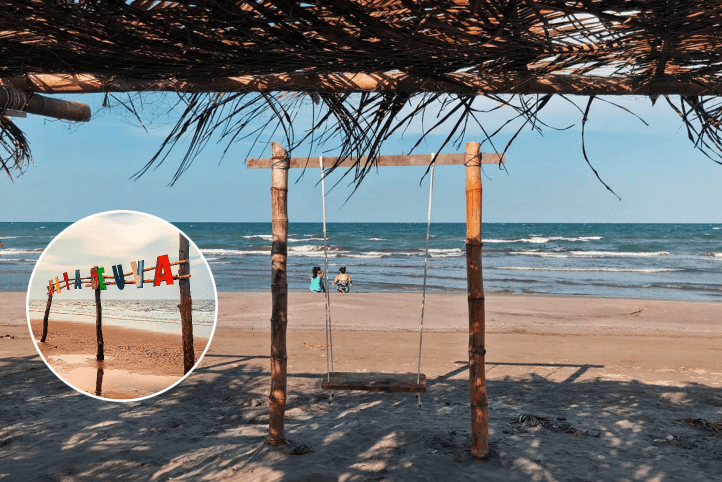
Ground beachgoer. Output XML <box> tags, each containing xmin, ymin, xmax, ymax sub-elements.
<box><xmin>309</xmin><ymin>266</ymin><xmax>325</xmax><ymax>293</ymax></box>
<box><xmin>331</xmin><ymin>266</ymin><xmax>353</xmax><ymax>293</ymax></box>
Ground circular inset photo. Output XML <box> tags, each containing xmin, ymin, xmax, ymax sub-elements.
<box><xmin>26</xmin><ymin>211</ymin><xmax>217</xmax><ymax>401</ymax></box>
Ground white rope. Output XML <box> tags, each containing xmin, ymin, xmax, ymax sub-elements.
<box><xmin>417</xmin><ymin>155</ymin><xmax>435</xmax><ymax>384</ymax></box>
<box><xmin>318</xmin><ymin>153</ymin><xmax>434</xmax><ymax>389</ymax></box>
<box><xmin>320</xmin><ymin>156</ymin><xmax>334</xmax><ymax>380</ymax></box>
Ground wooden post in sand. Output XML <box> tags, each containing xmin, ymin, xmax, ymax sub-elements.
<box><xmin>269</xmin><ymin>141</ymin><xmax>289</xmax><ymax>446</ymax></box>
<box><xmin>40</xmin><ymin>289</ymin><xmax>53</xmax><ymax>342</ymax></box>
<box><xmin>178</xmin><ymin>233</ymin><xmax>195</xmax><ymax>374</ymax></box>
<box><xmin>465</xmin><ymin>141</ymin><xmax>489</xmax><ymax>459</ymax></box>
<box><xmin>95</xmin><ymin>367</ymin><xmax>104</xmax><ymax>397</ymax></box>
<box><xmin>93</xmin><ymin>266</ymin><xmax>105</xmax><ymax>361</ymax></box>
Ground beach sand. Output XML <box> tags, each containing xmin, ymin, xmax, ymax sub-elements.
<box><xmin>28</xmin><ymin>319</ymin><xmax>210</xmax><ymax>399</ymax></box>
<box><xmin>1</xmin><ymin>291</ymin><xmax>721</xmax><ymax>480</ymax></box>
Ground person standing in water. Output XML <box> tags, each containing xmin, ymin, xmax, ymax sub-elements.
<box><xmin>309</xmin><ymin>266</ymin><xmax>325</xmax><ymax>293</ymax></box>
<box><xmin>331</xmin><ymin>266</ymin><xmax>353</xmax><ymax>293</ymax></box>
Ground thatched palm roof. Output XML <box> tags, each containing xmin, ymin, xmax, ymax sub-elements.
<box><xmin>2</xmin><ymin>1</ymin><xmax>722</xmax><ymax>184</ymax></box>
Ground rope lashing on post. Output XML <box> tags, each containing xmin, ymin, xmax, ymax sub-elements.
<box><xmin>0</xmin><ymin>86</ymin><xmax>28</xmax><ymax>114</ymax></box>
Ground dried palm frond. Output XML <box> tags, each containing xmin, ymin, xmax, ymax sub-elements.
<box><xmin>0</xmin><ymin>115</ymin><xmax>31</xmax><ymax>181</ymax></box>
<box><xmin>1</xmin><ymin>1</ymin><xmax>722</xmax><ymax>185</ymax></box>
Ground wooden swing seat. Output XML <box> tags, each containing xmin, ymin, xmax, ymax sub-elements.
<box><xmin>321</xmin><ymin>372</ymin><xmax>427</xmax><ymax>393</ymax></box>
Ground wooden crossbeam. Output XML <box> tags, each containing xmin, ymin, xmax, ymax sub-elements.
<box><xmin>4</xmin><ymin>72</ymin><xmax>722</xmax><ymax>97</ymax></box>
<box><xmin>247</xmin><ymin>152</ymin><xmax>504</xmax><ymax>168</ymax></box>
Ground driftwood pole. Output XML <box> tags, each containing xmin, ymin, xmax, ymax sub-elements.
<box><xmin>465</xmin><ymin>141</ymin><xmax>489</xmax><ymax>460</ymax></box>
<box><xmin>269</xmin><ymin>141</ymin><xmax>289</xmax><ymax>446</ymax></box>
<box><xmin>94</xmin><ymin>267</ymin><xmax>105</xmax><ymax>361</ymax></box>
<box><xmin>40</xmin><ymin>290</ymin><xmax>53</xmax><ymax>342</ymax></box>
<box><xmin>178</xmin><ymin>233</ymin><xmax>195</xmax><ymax>374</ymax></box>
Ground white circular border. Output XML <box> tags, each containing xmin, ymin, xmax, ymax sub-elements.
<box><xmin>25</xmin><ymin>210</ymin><xmax>219</xmax><ymax>402</ymax></box>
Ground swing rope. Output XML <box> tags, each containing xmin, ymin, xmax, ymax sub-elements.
<box><xmin>320</xmin><ymin>156</ymin><xmax>334</xmax><ymax>381</ymax></box>
<box><xmin>418</xmin><ymin>157</ymin><xmax>435</xmax><ymax>384</ymax></box>
<box><xmin>320</xmin><ymin>154</ymin><xmax>435</xmax><ymax>387</ymax></box>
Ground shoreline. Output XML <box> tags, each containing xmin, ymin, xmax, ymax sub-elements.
<box><xmin>215</xmin><ymin>288</ymin><xmax>722</xmax><ymax>304</ymax></box>
<box><xmin>26</xmin><ymin>297</ymin><xmax>216</xmax><ymax>338</ymax></box>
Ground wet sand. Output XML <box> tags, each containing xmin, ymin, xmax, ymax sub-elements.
<box><xmin>29</xmin><ymin>318</ymin><xmax>209</xmax><ymax>399</ymax></box>
<box><xmin>1</xmin><ymin>291</ymin><xmax>721</xmax><ymax>481</ymax></box>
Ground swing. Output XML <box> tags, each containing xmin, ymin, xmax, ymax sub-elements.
<box><xmin>317</xmin><ymin>156</ymin><xmax>436</xmax><ymax>393</ymax></box>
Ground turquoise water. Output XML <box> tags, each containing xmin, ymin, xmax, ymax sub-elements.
<box><xmin>3</xmin><ymin>222</ymin><xmax>721</xmax><ymax>301</ymax></box>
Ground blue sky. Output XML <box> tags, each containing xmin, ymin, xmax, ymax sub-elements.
<box><xmin>4</xmin><ymin>93</ymin><xmax>722</xmax><ymax>223</ymax></box>
<box><xmin>28</xmin><ymin>212</ymin><xmax>216</xmax><ymax>300</ymax></box>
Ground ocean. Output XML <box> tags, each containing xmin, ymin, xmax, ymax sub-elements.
<box><xmin>3</xmin><ymin>222</ymin><xmax>721</xmax><ymax>302</ymax></box>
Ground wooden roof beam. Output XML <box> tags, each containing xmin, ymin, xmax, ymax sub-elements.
<box><xmin>2</xmin><ymin>72</ymin><xmax>722</xmax><ymax>97</ymax></box>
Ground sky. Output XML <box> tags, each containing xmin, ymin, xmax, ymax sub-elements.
<box><xmin>3</xmin><ymin>93</ymin><xmax>722</xmax><ymax>223</ymax></box>
<box><xmin>28</xmin><ymin>212</ymin><xmax>216</xmax><ymax>300</ymax></box>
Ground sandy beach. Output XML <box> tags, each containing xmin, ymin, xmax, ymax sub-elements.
<box><xmin>28</xmin><ymin>318</ymin><xmax>210</xmax><ymax>399</ymax></box>
<box><xmin>1</xmin><ymin>291</ymin><xmax>721</xmax><ymax>480</ymax></box>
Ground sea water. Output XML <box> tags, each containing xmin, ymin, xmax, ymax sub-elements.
<box><xmin>3</xmin><ymin>222</ymin><xmax>721</xmax><ymax>302</ymax></box>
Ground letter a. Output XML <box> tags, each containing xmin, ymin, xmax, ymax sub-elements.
<box><xmin>112</xmin><ymin>264</ymin><xmax>125</xmax><ymax>290</ymax></box>
<box><xmin>131</xmin><ymin>260</ymin><xmax>144</xmax><ymax>288</ymax></box>
<box><xmin>48</xmin><ymin>280</ymin><xmax>54</xmax><ymax>296</ymax></box>
<box><xmin>74</xmin><ymin>269</ymin><xmax>82</xmax><ymax>289</ymax></box>
<box><xmin>55</xmin><ymin>277</ymin><xmax>61</xmax><ymax>294</ymax></box>
<box><xmin>154</xmin><ymin>254</ymin><xmax>174</xmax><ymax>286</ymax></box>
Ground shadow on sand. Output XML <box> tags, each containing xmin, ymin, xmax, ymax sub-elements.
<box><xmin>1</xmin><ymin>353</ymin><xmax>721</xmax><ymax>481</ymax></box>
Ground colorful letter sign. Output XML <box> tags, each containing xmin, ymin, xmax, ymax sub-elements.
<box><xmin>51</xmin><ymin>253</ymin><xmax>186</xmax><ymax>296</ymax></box>
<box><xmin>131</xmin><ymin>260</ymin><xmax>144</xmax><ymax>288</ymax></box>
<box><xmin>91</xmin><ymin>267</ymin><xmax>99</xmax><ymax>290</ymax></box>
<box><xmin>154</xmin><ymin>255</ymin><xmax>174</xmax><ymax>286</ymax></box>
<box><xmin>97</xmin><ymin>267</ymin><xmax>106</xmax><ymax>290</ymax></box>
<box><xmin>112</xmin><ymin>264</ymin><xmax>125</xmax><ymax>290</ymax></box>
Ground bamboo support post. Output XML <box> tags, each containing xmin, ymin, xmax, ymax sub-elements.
<box><xmin>465</xmin><ymin>141</ymin><xmax>489</xmax><ymax>460</ymax></box>
<box><xmin>94</xmin><ymin>267</ymin><xmax>105</xmax><ymax>361</ymax></box>
<box><xmin>40</xmin><ymin>291</ymin><xmax>52</xmax><ymax>342</ymax></box>
<box><xmin>178</xmin><ymin>234</ymin><xmax>195</xmax><ymax>375</ymax></box>
<box><xmin>269</xmin><ymin>141</ymin><xmax>289</xmax><ymax>446</ymax></box>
